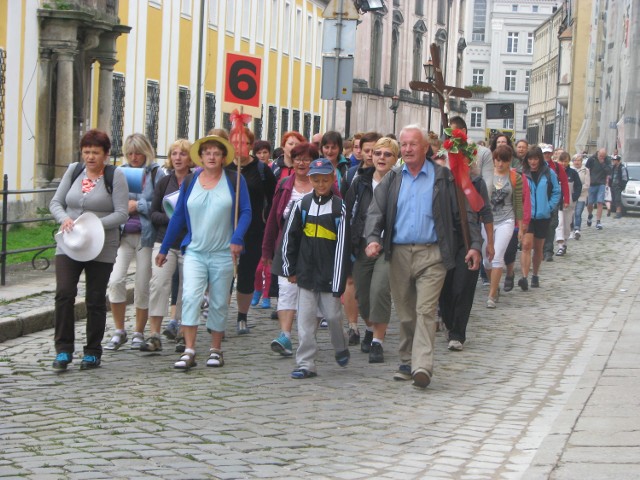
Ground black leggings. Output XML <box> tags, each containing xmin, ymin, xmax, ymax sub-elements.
<box><xmin>234</xmin><ymin>231</ymin><xmax>264</xmax><ymax>294</ymax></box>
<box><xmin>504</xmin><ymin>229</ymin><xmax>519</xmax><ymax>265</ymax></box>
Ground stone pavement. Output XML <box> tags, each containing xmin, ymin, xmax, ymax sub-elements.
<box><xmin>0</xmin><ymin>216</ymin><xmax>639</xmax><ymax>479</ymax></box>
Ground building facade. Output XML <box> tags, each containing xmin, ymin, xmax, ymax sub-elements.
<box><xmin>463</xmin><ymin>0</ymin><xmax>557</xmax><ymax>143</ymax></box>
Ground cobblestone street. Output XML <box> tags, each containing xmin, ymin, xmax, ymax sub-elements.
<box><xmin>0</xmin><ymin>216</ymin><xmax>639</xmax><ymax>479</ymax></box>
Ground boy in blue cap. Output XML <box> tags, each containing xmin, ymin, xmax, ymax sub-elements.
<box><xmin>281</xmin><ymin>158</ymin><xmax>350</xmax><ymax>378</ymax></box>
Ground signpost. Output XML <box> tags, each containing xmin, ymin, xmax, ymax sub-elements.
<box><xmin>223</xmin><ymin>52</ymin><xmax>262</xmax><ymax>117</ymax></box>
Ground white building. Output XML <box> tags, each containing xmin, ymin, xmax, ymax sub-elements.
<box><xmin>463</xmin><ymin>0</ymin><xmax>558</xmax><ymax>143</ymax></box>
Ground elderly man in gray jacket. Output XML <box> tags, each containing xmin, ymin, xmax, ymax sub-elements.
<box><xmin>364</xmin><ymin>124</ymin><xmax>482</xmax><ymax>389</ymax></box>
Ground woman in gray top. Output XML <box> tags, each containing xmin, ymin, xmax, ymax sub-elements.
<box><xmin>49</xmin><ymin>129</ymin><xmax>129</xmax><ymax>370</ymax></box>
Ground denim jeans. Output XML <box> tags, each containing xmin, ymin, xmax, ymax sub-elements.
<box><xmin>574</xmin><ymin>200</ymin><xmax>586</xmax><ymax>230</ymax></box>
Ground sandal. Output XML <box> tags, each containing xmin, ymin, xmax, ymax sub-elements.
<box><xmin>174</xmin><ymin>351</ymin><xmax>196</xmax><ymax>370</ymax></box>
<box><xmin>206</xmin><ymin>349</ymin><xmax>224</xmax><ymax>368</ymax></box>
<box><xmin>291</xmin><ymin>368</ymin><xmax>317</xmax><ymax>379</ymax></box>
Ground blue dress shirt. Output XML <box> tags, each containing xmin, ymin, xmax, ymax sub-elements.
<box><xmin>393</xmin><ymin>160</ymin><xmax>437</xmax><ymax>244</ymax></box>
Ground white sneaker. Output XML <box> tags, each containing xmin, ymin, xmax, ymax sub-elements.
<box><xmin>448</xmin><ymin>340</ymin><xmax>463</xmax><ymax>351</ymax></box>
<box><xmin>569</xmin><ymin>232</ymin><xmax>575</xmax><ymax>239</ymax></box>
<box><xmin>574</xmin><ymin>230</ymin><xmax>581</xmax><ymax>240</ymax></box>
<box><xmin>486</xmin><ymin>297</ymin><xmax>496</xmax><ymax>308</ymax></box>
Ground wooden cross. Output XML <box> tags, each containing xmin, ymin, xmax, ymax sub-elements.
<box><xmin>409</xmin><ymin>43</ymin><xmax>472</xmax><ymax>130</ymax></box>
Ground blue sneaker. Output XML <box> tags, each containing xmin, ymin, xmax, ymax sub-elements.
<box><xmin>250</xmin><ymin>290</ymin><xmax>262</xmax><ymax>306</ymax></box>
<box><xmin>52</xmin><ymin>352</ymin><xmax>72</xmax><ymax>370</ymax></box>
<box><xmin>393</xmin><ymin>364</ymin><xmax>412</xmax><ymax>381</ymax></box>
<box><xmin>335</xmin><ymin>349</ymin><xmax>350</xmax><ymax>367</ymax></box>
<box><xmin>261</xmin><ymin>297</ymin><xmax>271</xmax><ymax>309</ymax></box>
<box><xmin>291</xmin><ymin>368</ymin><xmax>317</xmax><ymax>379</ymax></box>
<box><xmin>270</xmin><ymin>332</ymin><xmax>293</xmax><ymax>356</ymax></box>
<box><xmin>80</xmin><ymin>355</ymin><xmax>101</xmax><ymax>370</ymax></box>
<box><xmin>162</xmin><ymin>319</ymin><xmax>179</xmax><ymax>340</ymax></box>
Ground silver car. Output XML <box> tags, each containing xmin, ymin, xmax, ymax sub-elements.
<box><xmin>621</xmin><ymin>162</ymin><xmax>640</xmax><ymax>213</ymax></box>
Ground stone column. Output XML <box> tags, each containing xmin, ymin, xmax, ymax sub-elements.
<box><xmin>54</xmin><ymin>48</ymin><xmax>77</xmax><ymax>179</ymax></box>
<box><xmin>36</xmin><ymin>48</ymin><xmax>53</xmax><ymax>185</ymax></box>
<box><xmin>96</xmin><ymin>57</ymin><xmax>116</xmax><ymax>134</ymax></box>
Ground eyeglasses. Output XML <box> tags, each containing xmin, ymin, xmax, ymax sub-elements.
<box><xmin>293</xmin><ymin>157</ymin><xmax>312</xmax><ymax>163</ymax></box>
<box><xmin>494</xmin><ymin>158</ymin><xmax>511</xmax><ymax>163</ymax></box>
<box><xmin>373</xmin><ymin>151</ymin><xmax>395</xmax><ymax>158</ymax></box>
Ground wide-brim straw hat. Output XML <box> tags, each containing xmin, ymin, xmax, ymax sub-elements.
<box><xmin>55</xmin><ymin>212</ymin><xmax>105</xmax><ymax>262</ymax></box>
<box><xmin>189</xmin><ymin>135</ymin><xmax>235</xmax><ymax>167</ymax></box>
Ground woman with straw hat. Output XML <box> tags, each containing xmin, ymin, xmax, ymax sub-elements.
<box><xmin>156</xmin><ymin>135</ymin><xmax>251</xmax><ymax>370</ymax></box>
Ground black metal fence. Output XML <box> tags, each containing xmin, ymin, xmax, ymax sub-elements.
<box><xmin>1</xmin><ymin>174</ymin><xmax>57</xmax><ymax>286</ymax></box>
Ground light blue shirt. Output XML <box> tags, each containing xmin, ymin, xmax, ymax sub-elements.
<box><xmin>393</xmin><ymin>160</ymin><xmax>437</xmax><ymax>244</ymax></box>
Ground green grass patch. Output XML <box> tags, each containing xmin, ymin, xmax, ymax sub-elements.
<box><xmin>3</xmin><ymin>221</ymin><xmax>58</xmax><ymax>265</ymax></box>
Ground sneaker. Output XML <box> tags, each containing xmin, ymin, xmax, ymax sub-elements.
<box><xmin>270</xmin><ymin>310</ymin><xmax>279</xmax><ymax>320</ymax></box>
<box><xmin>369</xmin><ymin>342</ymin><xmax>384</xmax><ymax>363</ymax></box>
<box><xmin>80</xmin><ymin>355</ymin><xmax>101</xmax><ymax>370</ymax></box>
<box><xmin>615</xmin><ymin>213</ymin><xmax>622</xmax><ymax>219</ymax></box>
<box><xmin>596</xmin><ymin>221</ymin><xmax>603</xmax><ymax>230</ymax></box>
<box><xmin>104</xmin><ymin>331</ymin><xmax>127</xmax><ymax>351</ymax></box>
<box><xmin>412</xmin><ymin>370</ymin><xmax>431</xmax><ymax>389</ymax></box>
<box><xmin>393</xmin><ymin>364</ymin><xmax>412</xmax><ymax>381</ymax></box>
<box><xmin>448</xmin><ymin>340</ymin><xmax>463</xmax><ymax>351</ymax></box>
<box><xmin>130</xmin><ymin>332</ymin><xmax>145</xmax><ymax>350</ymax></box>
<box><xmin>361</xmin><ymin>330</ymin><xmax>373</xmax><ymax>353</ymax></box>
<box><xmin>503</xmin><ymin>275</ymin><xmax>514</xmax><ymax>292</ymax></box>
<box><xmin>347</xmin><ymin>328</ymin><xmax>360</xmax><ymax>346</ymax></box>
<box><xmin>544</xmin><ymin>253</ymin><xmax>554</xmax><ymax>262</ymax></box>
<box><xmin>175</xmin><ymin>336</ymin><xmax>185</xmax><ymax>353</ymax></box>
<box><xmin>319</xmin><ymin>318</ymin><xmax>328</xmax><ymax>328</ymax></box>
<box><xmin>486</xmin><ymin>297</ymin><xmax>496</xmax><ymax>308</ymax></box>
<box><xmin>260</xmin><ymin>297</ymin><xmax>271</xmax><ymax>309</ymax></box>
<box><xmin>237</xmin><ymin>320</ymin><xmax>250</xmax><ymax>335</ymax></box>
<box><xmin>531</xmin><ymin>275</ymin><xmax>540</xmax><ymax>288</ymax></box>
<box><xmin>587</xmin><ymin>214</ymin><xmax>593</xmax><ymax>227</ymax></box>
<box><xmin>52</xmin><ymin>352</ymin><xmax>72</xmax><ymax>370</ymax></box>
<box><xmin>569</xmin><ymin>231</ymin><xmax>575</xmax><ymax>239</ymax></box>
<box><xmin>270</xmin><ymin>332</ymin><xmax>293</xmax><ymax>356</ymax></box>
<box><xmin>518</xmin><ymin>277</ymin><xmax>529</xmax><ymax>292</ymax></box>
<box><xmin>162</xmin><ymin>320</ymin><xmax>179</xmax><ymax>340</ymax></box>
<box><xmin>556</xmin><ymin>245</ymin><xmax>566</xmax><ymax>256</ymax></box>
<box><xmin>250</xmin><ymin>290</ymin><xmax>262</xmax><ymax>306</ymax></box>
<box><xmin>140</xmin><ymin>335</ymin><xmax>162</xmax><ymax>352</ymax></box>
<box><xmin>291</xmin><ymin>368</ymin><xmax>317</xmax><ymax>379</ymax></box>
<box><xmin>335</xmin><ymin>349</ymin><xmax>350</xmax><ymax>367</ymax></box>
<box><xmin>574</xmin><ymin>229</ymin><xmax>581</xmax><ymax>240</ymax></box>
<box><xmin>481</xmin><ymin>277</ymin><xmax>490</xmax><ymax>286</ymax></box>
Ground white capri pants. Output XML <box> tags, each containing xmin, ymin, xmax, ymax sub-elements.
<box><xmin>149</xmin><ymin>244</ymin><xmax>183</xmax><ymax>319</ymax></box>
<box><xmin>482</xmin><ymin>218</ymin><xmax>515</xmax><ymax>270</ymax></box>
<box><xmin>107</xmin><ymin>232</ymin><xmax>152</xmax><ymax>308</ymax></box>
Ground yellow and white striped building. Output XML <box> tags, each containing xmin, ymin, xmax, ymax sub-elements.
<box><xmin>0</xmin><ymin>0</ymin><xmax>328</xmax><ymax>196</ymax></box>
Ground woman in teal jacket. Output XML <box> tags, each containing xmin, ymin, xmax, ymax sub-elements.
<box><xmin>518</xmin><ymin>145</ymin><xmax>561</xmax><ymax>290</ymax></box>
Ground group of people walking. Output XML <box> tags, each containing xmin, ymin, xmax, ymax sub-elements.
<box><xmin>49</xmin><ymin>122</ymin><xmax>622</xmax><ymax>388</ymax></box>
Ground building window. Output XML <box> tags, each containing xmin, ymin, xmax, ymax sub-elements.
<box><xmin>369</xmin><ymin>17</ymin><xmax>383</xmax><ymax>90</ymax></box>
<box><xmin>437</xmin><ymin>0</ymin><xmax>446</xmax><ymax>24</ymax></box>
<box><xmin>472</xmin><ymin>68</ymin><xmax>484</xmax><ymax>86</ymax></box>
<box><xmin>504</xmin><ymin>70</ymin><xmax>517</xmax><ymax>91</ymax></box>
<box><xmin>390</xmin><ymin>27</ymin><xmax>399</xmax><ymax>93</ymax></box>
<box><xmin>507</xmin><ymin>32</ymin><xmax>518</xmax><ymax>53</ymax></box>
<box><xmin>208</xmin><ymin>0</ymin><xmax>218</xmax><ymax>26</ymax></box>
<box><xmin>283</xmin><ymin>1</ymin><xmax>291</xmax><ymax>55</ymax></box>
<box><xmin>527</xmin><ymin>33</ymin><xmax>534</xmax><ymax>54</ymax></box>
<box><xmin>145</xmin><ymin>80</ymin><xmax>160</xmax><ymax>150</ymax></box>
<box><xmin>204</xmin><ymin>92</ymin><xmax>216</xmax><ymax>133</ymax></box>
<box><xmin>241</xmin><ymin>0</ymin><xmax>251</xmax><ymax>38</ymax></box>
<box><xmin>226</xmin><ymin>0</ymin><xmax>235</xmax><ymax>34</ymax></box>
<box><xmin>294</xmin><ymin>8</ymin><xmax>302</xmax><ymax>58</ymax></box>
<box><xmin>281</xmin><ymin>108</ymin><xmax>289</xmax><ymax>132</ymax></box>
<box><xmin>256</xmin><ymin>1</ymin><xmax>264</xmax><ymax>43</ymax></box>
<box><xmin>472</xmin><ymin>0</ymin><xmax>486</xmax><ymax>42</ymax></box>
<box><xmin>471</xmin><ymin>107</ymin><xmax>483</xmax><ymax>128</ymax></box>
<box><xmin>0</xmin><ymin>48</ymin><xmax>6</xmax><ymax>153</ymax></box>
<box><xmin>270</xmin><ymin>0</ymin><xmax>278</xmax><ymax>48</ymax></box>
<box><xmin>503</xmin><ymin>118</ymin><xmax>514</xmax><ymax>129</ymax></box>
<box><xmin>177</xmin><ymin>86</ymin><xmax>191</xmax><ymax>139</ymax></box>
<box><xmin>313</xmin><ymin>115</ymin><xmax>321</xmax><ymax>135</ymax></box>
<box><xmin>512</xmin><ymin>4</ymin><xmax>518</xmax><ymax>12</ymax></box>
<box><xmin>254</xmin><ymin>111</ymin><xmax>263</xmax><ymax>140</ymax></box>
<box><xmin>292</xmin><ymin>109</ymin><xmax>300</xmax><ymax>132</ymax></box>
<box><xmin>412</xmin><ymin>33</ymin><xmax>423</xmax><ymax>97</ymax></box>
<box><xmin>268</xmin><ymin>105</ymin><xmax>277</xmax><ymax>147</ymax></box>
<box><xmin>525</xmin><ymin>70</ymin><xmax>531</xmax><ymax>92</ymax></box>
<box><xmin>415</xmin><ymin>0</ymin><xmax>423</xmax><ymax>16</ymax></box>
<box><xmin>222</xmin><ymin>112</ymin><xmax>231</xmax><ymax>132</ymax></box>
<box><xmin>523</xmin><ymin>108</ymin><xmax>528</xmax><ymax>130</ymax></box>
<box><xmin>305</xmin><ymin>14</ymin><xmax>313</xmax><ymax>63</ymax></box>
<box><xmin>303</xmin><ymin>113</ymin><xmax>311</xmax><ymax>140</ymax></box>
<box><xmin>110</xmin><ymin>73</ymin><xmax>126</xmax><ymax>157</ymax></box>
<box><xmin>532</xmin><ymin>5</ymin><xmax>539</xmax><ymax>12</ymax></box>
<box><xmin>181</xmin><ymin>0</ymin><xmax>191</xmax><ymax>16</ymax></box>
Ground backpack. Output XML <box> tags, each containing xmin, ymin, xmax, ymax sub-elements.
<box><xmin>299</xmin><ymin>193</ymin><xmax>343</xmax><ymax>233</ymax></box>
<box><xmin>71</xmin><ymin>162</ymin><xmax>116</xmax><ymax>194</ymax></box>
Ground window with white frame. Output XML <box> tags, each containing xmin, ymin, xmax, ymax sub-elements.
<box><xmin>471</xmin><ymin>107</ymin><xmax>483</xmax><ymax>128</ymax></box>
<box><xmin>507</xmin><ymin>32</ymin><xmax>518</xmax><ymax>53</ymax></box>
<box><xmin>472</xmin><ymin>0</ymin><xmax>487</xmax><ymax>42</ymax></box>
<box><xmin>525</xmin><ymin>70</ymin><xmax>531</xmax><ymax>92</ymax></box>
<box><xmin>503</xmin><ymin>118</ymin><xmax>514</xmax><ymax>129</ymax></box>
<box><xmin>305</xmin><ymin>14</ymin><xmax>313</xmax><ymax>63</ymax></box>
<box><xmin>504</xmin><ymin>70</ymin><xmax>516</xmax><ymax>91</ymax></box>
<box><xmin>181</xmin><ymin>0</ymin><xmax>191</xmax><ymax>16</ymax></box>
<box><xmin>177</xmin><ymin>87</ymin><xmax>191</xmax><ymax>140</ymax></box>
<box><xmin>256</xmin><ymin>1</ymin><xmax>264</xmax><ymax>43</ymax></box>
<box><xmin>316</xmin><ymin>20</ymin><xmax>322</xmax><ymax>64</ymax></box>
<box><xmin>226</xmin><ymin>0</ymin><xmax>234</xmax><ymax>33</ymax></box>
<box><xmin>532</xmin><ymin>5</ymin><xmax>539</xmax><ymax>12</ymax></box>
<box><xmin>241</xmin><ymin>0</ymin><xmax>251</xmax><ymax>38</ymax></box>
<box><xmin>294</xmin><ymin>8</ymin><xmax>302</xmax><ymax>58</ymax></box>
<box><xmin>270</xmin><ymin>0</ymin><xmax>278</xmax><ymax>48</ymax></box>
<box><xmin>369</xmin><ymin>17</ymin><xmax>382</xmax><ymax>90</ymax></box>
<box><xmin>208</xmin><ymin>0</ymin><xmax>218</xmax><ymax>26</ymax></box>
<box><xmin>283</xmin><ymin>2</ymin><xmax>291</xmax><ymax>55</ymax></box>
<box><xmin>472</xmin><ymin>68</ymin><xmax>485</xmax><ymax>86</ymax></box>
<box><xmin>523</xmin><ymin>108</ymin><xmax>528</xmax><ymax>130</ymax></box>
<box><xmin>512</xmin><ymin>4</ymin><xmax>518</xmax><ymax>12</ymax></box>
<box><xmin>527</xmin><ymin>33</ymin><xmax>534</xmax><ymax>54</ymax></box>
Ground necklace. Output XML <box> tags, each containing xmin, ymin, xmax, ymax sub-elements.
<box><xmin>494</xmin><ymin>173</ymin><xmax>508</xmax><ymax>189</ymax></box>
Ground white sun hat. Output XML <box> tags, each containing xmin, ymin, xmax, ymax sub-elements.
<box><xmin>55</xmin><ymin>212</ymin><xmax>105</xmax><ymax>262</ymax></box>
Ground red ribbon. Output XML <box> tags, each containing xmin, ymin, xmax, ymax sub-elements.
<box><xmin>448</xmin><ymin>151</ymin><xmax>485</xmax><ymax>212</ymax></box>
<box><xmin>230</xmin><ymin>109</ymin><xmax>253</xmax><ymax>158</ymax></box>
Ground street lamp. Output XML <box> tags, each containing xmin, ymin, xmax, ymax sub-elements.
<box><xmin>423</xmin><ymin>59</ymin><xmax>436</xmax><ymax>132</ymax></box>
<box><xmin>390</xmin><ymin>95</ymin><xmax>400</xmax><ymax>136</ymax></box>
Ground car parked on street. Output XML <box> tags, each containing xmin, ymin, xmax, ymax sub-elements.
<box><xmin>621</xmin><ymin>162</ymin><xmax>640</xmax><ymax>213</ymax></box>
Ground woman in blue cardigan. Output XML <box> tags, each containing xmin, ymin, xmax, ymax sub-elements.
<box><xmin>156</xmin><ymin>135</ymin><xmax>251</xmax><ymax>370</ymax></box>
